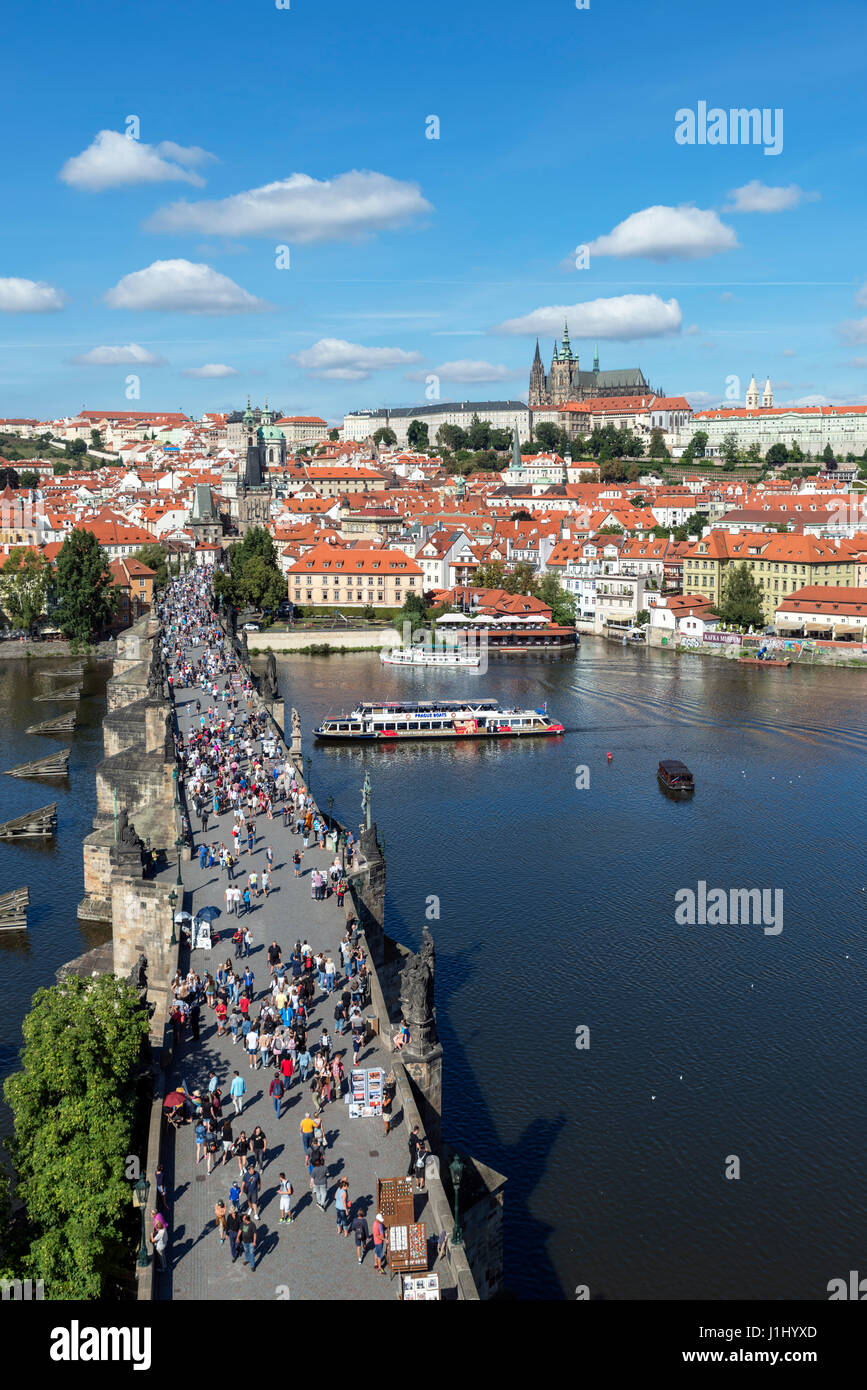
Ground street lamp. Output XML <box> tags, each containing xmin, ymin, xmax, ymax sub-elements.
<box><xmin>169</xmin><ymin>887</ymin><xmax>178</xmax><ymax>947</ymax></box>
<box><xmin>339</xmin><ymin>830</ymin><xmax>345</xmax><ymax>872</ymax></box>
<box><xmin>305</xmin><ymin>755</ymin><xmax>311</xmax><ymax>794</ymax></box>
<box><xmin>172</xmin><ymin>766</ymin><xmax>179</xmax><ymax>810</ymax></box>
<box><xmin>131</xmin><ymin>1172</ymin><xmax>151</xmax><ymax>1268</ymax></box>
<box><xmin>327</xmin><ymin>795</ymin><xmax>334</xmax><ymax>831</ymax></box>
<box><xmin>449</xmin><ymin>1154</ymin><xmax>465</xmax><ymax>1247</ymax></box>
<box><xmin>175</xmin><ymin>833</ymin><xmax>184</xmax><ymax>886</ymax></box>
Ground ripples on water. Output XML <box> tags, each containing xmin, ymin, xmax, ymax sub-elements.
<box><xmin>276</xmin><ymin>642</ymin><xmax>867</xmax><ymax>1300</ymax></box>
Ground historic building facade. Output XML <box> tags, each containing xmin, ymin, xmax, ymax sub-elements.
<box><xmin>528</xmin><ymin>324</ymin><xmax>658</xmax><ymax>408</ymax></box>
<box><xmin>225</xmin><ymin>400</ymin><xmax>282</xmax><ymax>534</ymax></box>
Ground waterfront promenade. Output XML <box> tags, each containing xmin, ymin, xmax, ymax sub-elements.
<box><xmin>154</xmin><ymin>647</ymin><xmax>444</xmax><ymax>1300</ymax></box>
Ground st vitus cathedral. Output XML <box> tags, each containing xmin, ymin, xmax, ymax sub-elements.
<box><xmin>528</xmin><ymin>323</ymin><xmax>659</xmax><ymax>407</ymax></box>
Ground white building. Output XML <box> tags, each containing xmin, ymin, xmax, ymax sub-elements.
<box><xmin>343</xmin><ymin>400</ymin><xmax>531</xmax><ymax>448</ymax></box>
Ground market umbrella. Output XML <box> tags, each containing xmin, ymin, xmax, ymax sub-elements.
<box><xmin>164</xmin><ymin>1090</ymin><xmax>186</xmax><ymax>1108</ymax></box>
<box><xmin>174</xmin><ymin>910</ymin><xmax>193</xmax><ymax>923</ymax></box>
<box><xmin>196</xmin><ymin>905</ymin><xmax>220</xmax><ymax>922</ymax></box>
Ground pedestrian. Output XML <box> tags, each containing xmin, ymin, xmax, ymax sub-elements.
<box><xmin>195</xmin><ymin>1117</ymin><xmax>207</xmax><ymax>1165</ymax></box>
<box><xmin>226</xmin><ymin>1205</ymin><xmax>242</xmax><ymax>1261</ymax></box>
<box><xmin>351</xmin><ymin>1211</ymin><xmax>370</xmax><ymax>1265</ymax></box>
<box><xmin>241</xmin><ymin>887</ymin><xmax>252</xmax><ymax>916</ymax></box>
<box><xmin>221</xmin><ymin>1115</ymin><xmax>234</xmax><ymax>1164</ymax></box>
<box><xmin>240</xmin><ymin>1213</ymin><xmax>257</xmax><ymax>1271</ymax></box>
<box><xmin>293</xmin><ymin>849</ymin><xmax>301</xmax><ymax>877</ymax></box>
<box><xmin>407</xmin><ymin>1124</ymin><xmax>421</xmax><ymax>1176</ymax></box>
<box><xmin>190</xmin><ymin>999</ymin><xmax>201</xmax><ymax>1042</ymax></box>
<box><xmin>246</xmin><ymin>1025</ymin><xmax>259</xmax><ymax>1070</ymax></box>
<box><xmin>155</xmin><ymin>1164</ymin><xmax>168</xmax><ymax>1214</ymax></box>
<box><xmin>278</xmin><ymin>1173</ymin><xmax>294</xmax><ymax>1223</ymax></box>
<box><xmin>266</xmin><ymin>844</ymin><xmax>274</xmax><ymax>870</ymax></box>
<box><xmin>242</xmin><ymin>1164</ymin><xmax>261</xmax><ymax>1221</ymax></box>
<box><xmin>300</xmin><ymin>1111</ymin><xmax>316</xmax><ymax>1156</ymax></box>
<box><xmin>251</xmin><ymin>1126</ymin><xmax>267</xmax><ymax>1172</ymax></box>
<box><xmin>150</xmin><ymin>1211</ymin><xmax>169</xmax><ymax>1271</ymax></box>
<box><xmin>414</xmin><ymin>1139</ymin><xmax>428</xmax><ymax>1190</ymax></box>
<box><xmin>244</xmin><ymin>927</ymin><xmax>253</xmax><ymax>957</ymax></box>
<box><xmin>372</xmin><ymin>1212</ymin><xmax>388</xmax><ymax>1273</ymax></box>
<box><xmin>335</xmin><ymin>1178</ymin><xmax>350</xmax><ymax>1238</ymax></box>
<box><xmin>214</xmin><ymin>1198</ymin><xmax>228</xmax><ymax>1243</ymax></box>
<box><xmin>230</xmin><ymin>1070</ymin><xmax>246</xmax><ymax>1115</ymax></box>
<box><xmin>310</xmin><ymin>1146</ymin><xmax>328</xmax><ymax>1210</ymax></box>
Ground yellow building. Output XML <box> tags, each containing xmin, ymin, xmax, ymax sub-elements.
<box><xmin>287</xmin><ymin>542</ymin><xmax>423</xmax><ymax>609</ymax></box>
<box><xmin>683</xmin><ymin>531</ymin><xmax>854</xmax><ymax>621</ymax></box>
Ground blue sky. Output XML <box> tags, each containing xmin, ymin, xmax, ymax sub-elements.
<box><xmin>2</xmin><ymin>0</ymin><xmax>867</xmax><ymax>422</ymax></box>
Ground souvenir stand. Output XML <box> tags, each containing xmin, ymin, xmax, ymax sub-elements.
<box><xmin>400</xmin><ymin>1273</ymin><xmax>441</xmax><ymax>1301</ymax></box>
<box><xmin>347</xmin><ymin>1066</ymin><xmax>383</xmax><ymax>1117</ymax></box>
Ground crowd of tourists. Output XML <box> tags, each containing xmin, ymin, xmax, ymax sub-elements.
<box><xmin>150</xmin><ymin>572</ymin><xmax>420</xmax><ymax>1284</ymax></box>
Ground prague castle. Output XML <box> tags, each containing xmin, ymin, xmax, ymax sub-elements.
<box><xmin>529</xmin><ymin>323</ymin><xmax>660</xmax><ymax>408</ymax></box>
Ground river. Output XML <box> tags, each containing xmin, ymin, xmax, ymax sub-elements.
<box><xmin>2</xmin><ymin>639</ymin><xmax>865</xmax><ymax>1300</ymax></box>
<box><xmin>273</xmin><ymin>639</ymin><xmax>867</xmax><ymax>1300</ymax></box>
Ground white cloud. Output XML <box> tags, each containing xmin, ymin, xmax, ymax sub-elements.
<box><xmin>683</xmin><ymin>390</ymin><xmax>719</xmax><ymax>407</ymax></box>
<box><xmin>854</xmin><ymin>284</ymin><xmax>867</xmax><ymax>308</ymax></box>
<box><xmin>587</xmin><ymin>205</ymin><xmax>737</xmax><ymax>261</ymax></box>
<box><xmin>181</xmin><ymin>363</ymin><xmax>239</xmax><ymax>378</ymax></box>
<box><xmin>836</xmin><ymin>317</ymin><xmax>867</xmax><ymax>346</ymax></box>
<box><xmin>493</xmin><ymin>293</ymin><xmax>682</xmax><ymax>340</ymax></box>
<box><xmin>103</xmin><ymin>260</ymin><xmax>270</xmax><ymax>314</ymax></box>
<box><xmin>725</xmin><ymin>181</ymin><xmax>819</xmax><ymax>213</ymax></box>
<box><xmin>60</xmin><ymin>130</ymin><xmax>216</xmax><ymax>192</ymax></box>
<box><xmin>782</xmin><ymin>348</ymin><xmax>796</xmax><ymax>357</ymax></box>
<box><xmin>147</xmin><ymin>170</ymin><xmax>432</xmax><ymax>243</ymax></box>
<box><xmin>72</xmin><ymin>343</ymin><xmax>166</xmax><ymax>366</ymax></box>
<box><xmin>406</xmin><ymin>359</ymin><xmax>516</xmax><ymax>384</ymax></box>
<box><xmin>686</xmin><ymin>323</ymin><xmax>701</xmax><ymax>335</ymax></box>
<box><xmin>720</xmin><ymin>291</ymin><xmax>735</xmax><ymax>303</ymax></box>
<box><xmin>291</xmin><ymin>338</ymin><xmax>422</xmax><ymax>381</ymax></box>
<box><xmin>0</xmin><ymin>277</ymin><xmax>66</xmax><ymax>312</ymax></box>
<box><xmin>849</xmin><ymin>356</ymin><xmax>867</xmax><ymax>369</ymax></box>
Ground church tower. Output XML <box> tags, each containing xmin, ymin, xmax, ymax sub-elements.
<box><xmin>762</xmin><ymin>377</ymin><xmax>773</xmax><ymax>408</ymax></box>
<box><xmin>745</xmin><ymin>375</ymin><xmax>759</xmax><ymax>409</ymax></box>
<box><xmin>529</xmin><ymin>340</ymin><xmax>546</xmax><ymax>408</ymax></box>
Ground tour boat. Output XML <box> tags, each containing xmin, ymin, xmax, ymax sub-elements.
<box><xmin>379</xmin><ymin>647</ymin><xmax>481</xmax><ymax>669</ymax></box>
<box><xmin>314</xmin><ymin>698</ymin><xmax>565</xmax><ymax>741</ymax></box>
<box><xmin>657</xmin><ymin>759</ymin><xmax>695</xmax><ymax>797</ymax></box>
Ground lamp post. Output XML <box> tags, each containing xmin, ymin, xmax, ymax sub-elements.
<box><xmin>132</xmin><ymin>1173</ymin><xmax>151</xmax><ymax>1268</ymax></box>
<box><xmin>327</xmin><ymin>795</ymin><xmax>334</xmax><ymax>831</ymax></box>
<box><xmin>172</xmin><ymin>766</ymin><xmax>179</xmax><ymax>810</ymax></box>
<box><xmin>449</xmin><ymin>1154</ymin><xmax>465</xmax><ymax>1247</ymax></box>
<box><xmin>305</xmin><ymin>755</ymin><xmax>311</xmax><ymax>795</ymax></box>
<box><xmin>339</xmin><ymin>830</ymin><xmax>345</xmax><ymax>872</ymax></box>
<box><xmin>169</xmin><ymin>887</ymin><xmax>178</xmax><ymax>947</ymax></box>
<box><xmin>175</xmin><ymin>833</ymin><xmax>184</xmax><ymax>887</ymax></box>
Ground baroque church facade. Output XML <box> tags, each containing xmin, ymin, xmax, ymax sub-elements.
<box><xmin>529</xmin><ymin>324</ymin><xmax>660</xmax><ymax>408</ymax></box>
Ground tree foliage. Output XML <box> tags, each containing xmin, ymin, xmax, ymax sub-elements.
<box><xmin>1</xmin><ymin>548</ymin><xmax>52</xmax><ymax>630</ymax></box>
<box><xmin>372</xmin><ymin>427</ymin><xmax>397</xmax><ymax>447</ymax></box>
<box><xmin>55</xmin><ymin>528</ymin><xmax>117</xmax><ymax>646</ymax></box>
<box><xmin>3</xmin><ymin>974</ymin><xmax>149</xmax><ymax>1298</ymax></box>
<box><xmin>717</xmin><ymin>561</ymin><xmax>765</xmax><ymax>629</ymax></box>
<box><xmin>407</xmin><ymin>419</ymin><xmax>429</xmax><ymax>450</ymax></box>
<box><xmin>215</xmin><ymin>527</ymin><xmax>285</xmax><ymax>613</ymax></box>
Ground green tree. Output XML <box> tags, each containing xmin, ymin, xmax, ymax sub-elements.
<box><xmin>67</xmin><ymin>438</ymin><xmax>86</xmax><ymax>458</ymax></box>
<box><xmin>328</xmin><ymin>428</ymin><xmax>339</xmax><ymax>441</ymax></box>
<box><xmin>745</xmin><ymin>442</ymin><xmax>763</xmax><ymax>464</ymax></box>
<box><xmin>721</xmin><ymin>431</ymin><xmax>740</xmax><ymax>466</ymax></box>
<box><xmin>54</xmin><ymin>528</ymin><xmax>118</xmax><ymax>646</ymax></box>
<box><xmin>474</xmin><ymin>560</ymin><xmax>505</xmax><ymax>589</ymax></box>
<box><xmin>501</xmin><ymin>560</ymin><xmax>536</xmax><ymax>595</ymax></box>
<box><xmin>765</xmin><ymin>443</ymin><xmax>788</xmax><ymax>466</ymax></box>
<box><xmin>89</xmin><ymin>429</ymin><xmax>103</xmax><ymax>451</ymax></box>
<box><xmin>534</xmin><ymin>422</ymin><xmax>560</xmax><ymax>453</ymax></box>
<box><xmin>536</xmin><ymin>572</ymin><xmax>576</xmax><ymax>625</ymax></box>
<box><xmin>133</xmin><ymin>544</ymin><xmax>168</xmax><ymax>588</ymax></box>
<box><xmin>1</xmin><ymin>548</ymin><xmax>52</xmax><ymax>631</ymax></box>
<box><xmin>635</xmin><ymin>609</ymin><xmax>650</xmax><ymax>625</ymax></box>
<box><xmin>467</xmin><ymin>415</ymin><xmax>491</xmax><ymax>451</ymax></box>
<box><xmin>18</xmin><ymin>470</ymin><xmax>39</xmax><ymax>489</ymax></box>
<box><xmin>822</xmin><ymin>443</ymin><xmax>836</xmax><ymax>467</ymax></box>
<box><xmin>399</xmin><ymin>590</ymin><xmax>428</xmax><ymax>627</ymax></box>
<box><xmin>648</xmin><ymin>427</ymin><xmax>669</xmax><ymax>460</ymax></box>
<box><xmin>717</xmin><ymin>561</ymin><xmax>765</xmax><ymax>629</ymax></box>
<box><xmin>789</xmin><ymin>440</ymin><xmax>804</xmax><ymax>462</ymax></box>
<box><xmin>239</xmin><ymin>555</ymin><xmax>286</xmax><ymax>611</ymax></box>
<box><xmin>689</xmin><ymin>430</ymin><xmax>708</xmax><ymax>458</ymax></box>
<box><xmin>436</xmin><ymin>424</ymin><xmax>468</xmax><ymax>451</ymax></box>
<box><xmin>407</xmin><ymin>419</ymin><xmax>429</xmax><ymax>450</ymax></box>
<box><xmin>686</xmin><ymin>511</ymin><xmax>705</xmax><ymax>537</ymax></box>
<box><xmin>372</xmin><ymin>427</ymin><xmax>397</xmax><ymax>447</ymax></box>
<box><xmin>3</xmin><ymin>973</ymin><xmax>149</xmax><ymax>1299</ymax></box>
<box><xmin>52</xmin><ymin>462</ymin><xmax>71</xmax><ymax>476</ymax></box>
<box><xmin>489</xmin><ymin>427</ymin><xmax>512</xmax><ymax>452</ymax></box>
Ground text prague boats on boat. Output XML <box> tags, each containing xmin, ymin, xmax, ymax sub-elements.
<box><xmin>314</xmin><ymin>698</ymin><xmax>565</xmax><ymax>741</ymax></box>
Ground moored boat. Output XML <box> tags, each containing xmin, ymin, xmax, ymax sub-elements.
<box><xmin>380</xmin><ymin>647</ymin><xmax>481</xmax><ymax>668</ymax></box>
<box><xmin>657</xmin><ymin>759</ymin><xmax>694</xmax><ymax>796</ymax></box>
<box><xmin>314</xmin><ymin>698</ymin><xmax>565</xmax><ymax>741</ymax></box>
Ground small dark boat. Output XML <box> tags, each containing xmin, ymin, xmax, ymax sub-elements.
<box><xmin>657</xmin><ymin>759</ymin><xmax>694</xmax><ymax>797</ymax></box>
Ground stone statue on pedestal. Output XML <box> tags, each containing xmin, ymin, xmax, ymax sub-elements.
<box><xmin>264</xmin><ymin>651</ymin><xmax>278</xmax><ymax>699</ymax></box>
<box><xmin>240</xmin><ymin>630</ymin><xmax>249</xmax><ymax>664</ymax></box>
<box><xmin>126</xmin><ymin>953</ymin><xmax>148</xmax><ymax>1004</ymax></box>
<box><xmin>360</xmin><ymin>769</ymin><xmax>372</xmax><ymax>830</ymax></box>
<box><xmin>399</xmin><ymin>928</ymin><xmax>437</xmax><ymax>1051</ymax></box>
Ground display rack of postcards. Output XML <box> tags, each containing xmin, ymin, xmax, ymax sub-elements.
<box><xmin>401</xmin><ymin>1272</ymin><xmax>440</xmax><ymax>1301</ymax></box>
<box><xmin>347</xmin><ymin>1066</ymin><xmax>383</xmax><ymax>1117</ymax></box>
<box><xmin>389</xmin><ymin>1221</ymin><xmax>428</xmax><ymax>1273</ymax></box>
<box><xmin>376</xmin><ymin>1176</ymin><xmax>414</xmax><ymax>1228</ymax></box>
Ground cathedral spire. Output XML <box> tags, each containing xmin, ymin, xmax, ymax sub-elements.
<box><xmin>533</xmin><ymin>339</ymin><xmax>542</xmax><ymax>365</ymax></box>
<box><xmin>593</xmin><ymin>341</ymin><xmax>599</xmax><ymax>373</ymax></box>
<box><xmin>552</xmin><ymin>339</ymin><xmax>559</xmax><ymax>363</ymax></box>
<box><xmin>562</xmin><ymin>320</ymin><xmax>572</xmax><ymax>360</ymax></box>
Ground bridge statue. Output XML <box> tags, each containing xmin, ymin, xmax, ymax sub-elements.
<box><xmin>360</xmin><ymin>769</ymin><xmax>372</xmax><ymax>830</ymax></box>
